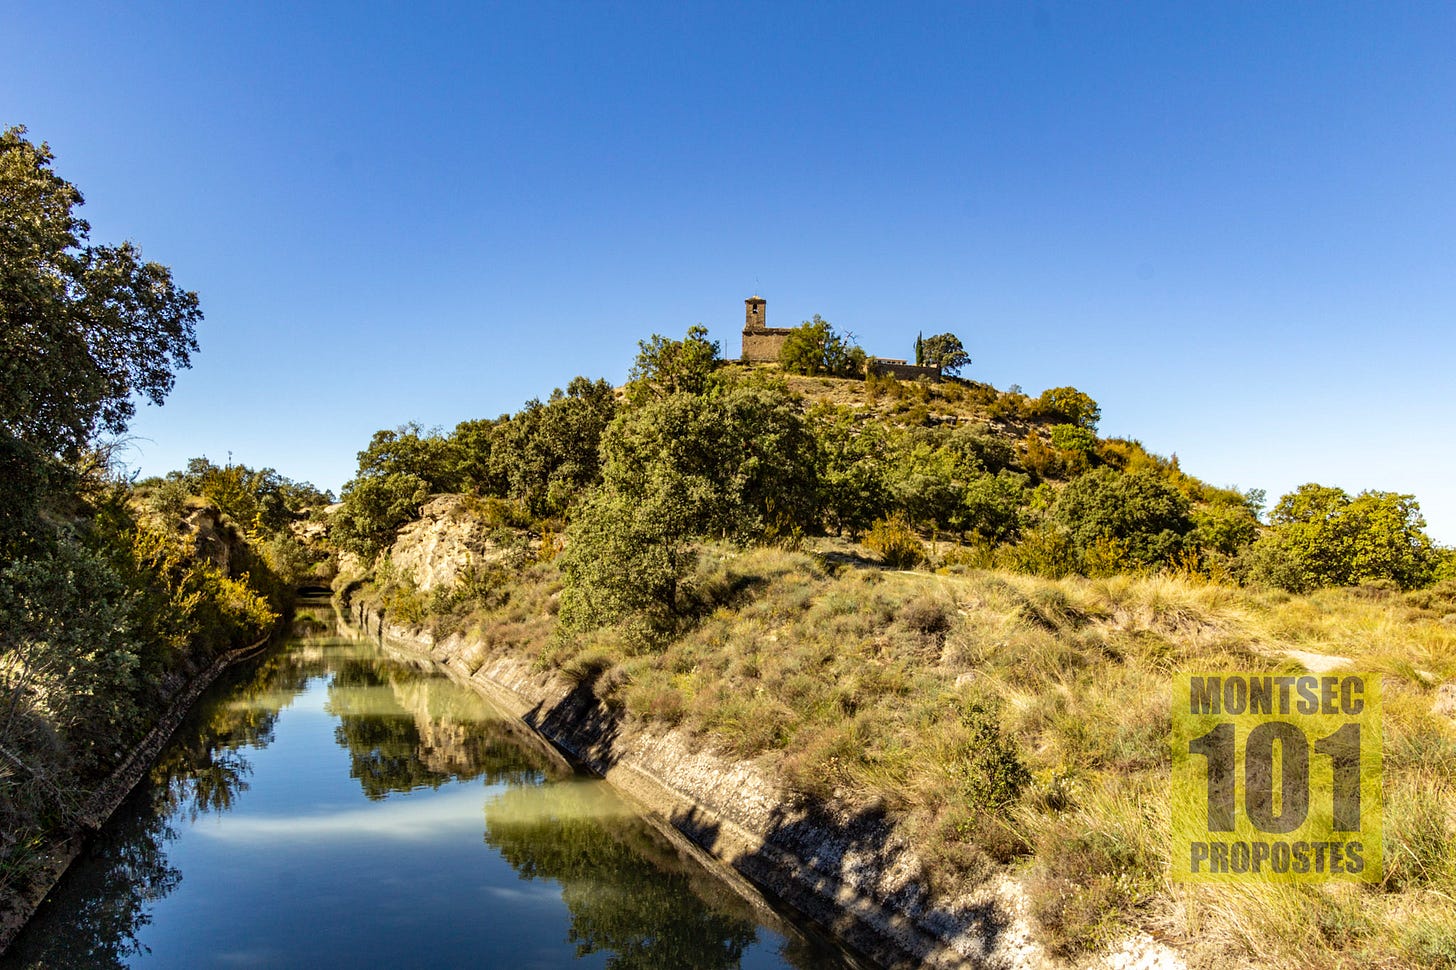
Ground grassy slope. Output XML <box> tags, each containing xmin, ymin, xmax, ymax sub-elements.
<box><xmin>354</xmin><ymin>372</ymin><xmax>1456</xmax><ymax>968</ymax></box>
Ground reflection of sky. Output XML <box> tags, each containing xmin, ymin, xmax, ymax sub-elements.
<box><xmin>193</xmin><ymin>785</ymin><xmax>486</xmax><ymax>843</ymax></box>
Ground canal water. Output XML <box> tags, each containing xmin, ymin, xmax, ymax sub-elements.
<box><xmin>2</xmin><ymin>607</ymin><xmax>850</xmax><ymax>969</ymax></box>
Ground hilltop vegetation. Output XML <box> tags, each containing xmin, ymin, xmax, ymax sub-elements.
<box><xmin>334</xmin><ymin>327</ymin><xmax>1456</xmax><ymax>966</ymax></box>
<box><xmin>336</xmin><ymin>325</ymin><xmax>1450</xmax><ymax>616</ymax></box>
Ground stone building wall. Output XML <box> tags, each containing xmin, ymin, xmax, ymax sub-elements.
<box><xmin>741</xmin><ymin>328</ymin><xmax>793</xmax><ymax>362</ymax></box>
<box><xmin>866</xmin><ymin>357</ymin><xmax>942</xmax><ymax>382</ymax></box>
<box><xmin>741</xmin><ymin>294</ymin><xmax>793</xmax><ymax>362</ymax></box>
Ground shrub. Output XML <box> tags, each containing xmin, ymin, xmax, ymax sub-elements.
<box><xmin>1241</xmin><ymin>484</ymin><xmax>1438</xmax><ymax>592</ymax></box>
<box><xmin>1036</xmin><ymin>386</ymin><xmax>1101</xmax><ymax>430</ymax></box>
<box><xmin>864</xmin><ymin>514</ymin><xmax>927</xmax><ymax>568</ymax></box>
<box><xmin>779</xmin><ymin>315</ymin><xmax>866</xmax><ymax>378</ymax></box>
<box><xmin>1050</xmin><ymin>467</ymin><xmax>1192</xmax><ymax>568</ymax></box>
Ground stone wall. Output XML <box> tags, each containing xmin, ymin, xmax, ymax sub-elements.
<box><xmin>866</xmin><ymin>358</ymin><xmax>942</xmax><ymax>382</ymax></box>
<box><xmin>741</xmin><ymin>328</ymin><xmax>793</xmax><ymax>363</ymax></box>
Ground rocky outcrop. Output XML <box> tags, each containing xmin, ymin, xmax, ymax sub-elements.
<box><xmin>179</xmin><ymin>506</ymin><xmax>241</xmax><ymax>574</ymax></box>
<box><xmin>386</xmin><ymin>495</ymin><xmax>524</xmax><ymax>592</ymax></box>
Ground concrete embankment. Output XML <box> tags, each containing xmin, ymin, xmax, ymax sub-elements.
<box><xmin>342</xmin><ymin>598</ymin><xmax>1044</xmax><ymax>970</ymax></box>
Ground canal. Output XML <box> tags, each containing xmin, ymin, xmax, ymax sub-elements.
<box><xmin>1</xmin><ymin>607</ymin><xmax>851</xmax><ymax>969</ymax></box>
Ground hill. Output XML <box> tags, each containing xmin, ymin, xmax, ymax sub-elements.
<box><xmin>327</xmin><ymin>332</ymin><xmax>1456</xmax><ymax>968</ymax></box>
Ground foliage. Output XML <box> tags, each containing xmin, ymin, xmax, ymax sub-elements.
<box><xmin>1050</xmin><ymin>467</ymin><xmax>1192</xmax><ymax>568</ymax></box>
<box><xmin>141</xmin><ymin>458</ymin><xmax>329</xmax><ymax>537</ymax></box>
<box><xmin>449</xmin><ymin>416</ymin><xmax>509</xmax><ymax>497</ymax></box>
<box><xmin>626</xmin><ymin>325</ymin><xmax>720</xmax><ymax>401</ymax></box>
<box><xmin>486</xmin><ymin>376</ymin><xmax>616</xmax><ymax>518</ymax></box>
<box><xmin>332</xmin><ymin>423</ymin><xmax>458</xmax><ymax>559</ymax></box>
<box><xmin>1241</xmin><ymin>484</ymin><xmax>1438</xmax><ymax>592</ymax></box>
<box><xmin>0</xmin><ymin>126</ymin><xmax>200</xmax><ymax>460</ymax></box>
<box><xmin>559</xmin><ymin>384</ymin><xmax>818</xmax><ymax>638</ymax></box>
<box><xmin>863</xmin><ymin>513</ymin><xmax>927</xmax><ymax>568</ymax></box>
<box><xmin>960</xmin><ymin>470</ymin><xmax>1030</xmax><ymax>542</ymax></box>
<box><xmin>778</xmin><ymin>314</ymin><xmax>866</xmax><ymax>378</ymax></box>
<box><xmin>1036</xmin><ymin>386</ymin><xmax>1101</xmax><ymax>430</ymax></box>
<box><xmin>1189</xmin><ymin>493</ymin><xmax>1261</xmax><ymax>556</ymax></box>
<box><xmin>810</xmin><ymin>406</ymin><xmax>892</xmax><ymax>537</ymax></box>
<box><xmin>0</xmin><ymin>129</ymin><xmax>295</xmax><ymax>915</ymax></box>
<box><xmin>919</xmin><ymin>332</ymin><xmax>971</xmax><ymax>376</ymax></box>
<box><xmin>557</xmin><ymin>489</ymin><xmax>693</xmax><ymax>644</ymax></box>
<box><xmin>333</xmin><ymin>470</ymin><xmax>430</xmax><ymax>560</ymax></box>
<box><xmin>0</xmin><ymin>127</ymin><xmax>200</xmax><ymax>552</ymax></box>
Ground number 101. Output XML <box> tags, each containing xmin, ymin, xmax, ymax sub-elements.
<box><xmin>1189</xmin><ymin>722</ymin><xmax>1361</xmax><ymax>833</ymax></box>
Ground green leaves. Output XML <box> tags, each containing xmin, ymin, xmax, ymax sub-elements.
<box><xmin>1244</xmin><ymin>485</ymin><xmax>1436</xmax><ymax>591</ymax></box>
<box><xmin>560</xmin><ymin>383</ymin><xmax>819</xmax><ymax>639</ymax></box>
<box><xmin>1050</xmin><ymin>467</ymin><xmax>1193</xmax><ymax>567</ymax></box>
<box><xmin>920</xmin><ymin>332</ymin><xmax>971</xmax><ymax>376</ymax></box>
<box><xmin>626</xmin><ymin>325</ymin><xmax>720</xmax><ymax>402</ymax></box>
<box><xmin>778</xmin><ymin>314</ymin><xmax>865</xmax><ymax>377</ymax></box>
<box><xmin>1037</xmin><ymin>386</ymin><xmax>1101</xmax><ymax>431</ymax></box>
<box><xmin>0</xmin><ymin>127</ymin><xmax>200</xmax><ymax>459</ymax></box>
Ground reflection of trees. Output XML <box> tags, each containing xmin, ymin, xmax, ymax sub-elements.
<box><xmin>0</xmin><ymin>618</ymin><xmax>332</xmax><ymax>967</ymax></box>
<box><xmin>483</xmin><ymin>784</ymin><xmax>760</xmax><ymax>970</ymax></box>
<box><xmin>326</xmin><ymin>658</ymin><xmax>555</xmax><ymax>800</ymax></box>
<box><xmin>2</xmin><ymin>615</ymin><xmax>839</xmax><ymax>970</ymax></box>
<box><xmin>0</xmin><ymin>779</ymin><xmax>179</xmax><ymax>969</ymax></box>
<box><xmin>147</xmin><ymin>634</ymin><xmax>320</xmax><ymax>822</ymax></box>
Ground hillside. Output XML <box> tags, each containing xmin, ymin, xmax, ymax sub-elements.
<box><xmin>327</xmin><ymin>335</ymin><xmax>1456</xmax><ymax>968</ymax></box>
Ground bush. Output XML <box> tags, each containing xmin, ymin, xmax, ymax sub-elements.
<box><xmin>1241</xmin><ymin>484</ymin><xmax>1438</xmax><ymax>592</ymax></box>
<box><xmin>1036</xmin><ymin>386</ymin><xmax>1101</xmax><ymax>430</ymax></box>
<box><xmin>1050</xmin><ymin>467</ymin><xmax>1192</xmax><ymax>568</ymax></box>
<box><xmin>779</xmin><ymin>315</ymin><xmax>866</xmax><ymax>378</ymax></box>
<box><xmin>864</xmin><ymin>514</ymin><xmax>927</xmax><ymax>569</ymax></box>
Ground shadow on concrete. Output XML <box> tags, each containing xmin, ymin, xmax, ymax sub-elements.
<box><xmin>515</xmin><ymin>668</ymin><xmax>1010</xmax><ymax>969</ymax></box>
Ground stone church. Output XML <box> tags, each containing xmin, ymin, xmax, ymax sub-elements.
<box><xmin>738</xmin><ymin>295</ymin><xmax>941</xmax><ymax>380</ymax></box>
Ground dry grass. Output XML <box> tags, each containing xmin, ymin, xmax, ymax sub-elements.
<box><xmin>375</xmin><ymin>532</ymin><xmax>1456</xmax><ymax>967</ymax></box>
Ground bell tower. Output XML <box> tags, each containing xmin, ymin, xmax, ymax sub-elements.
<box><xmin>745</xmin><ymin>295</ymin><xmax>766</xmax><ymax>330</ymax></box>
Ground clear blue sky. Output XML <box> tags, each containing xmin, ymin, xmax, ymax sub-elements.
<box><xmin>4</xmin><ymin>2</ymin><xmax>1454</xmax><ymax>541</ymax></box>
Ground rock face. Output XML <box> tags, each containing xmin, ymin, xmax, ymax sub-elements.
<box><xmin>179</xmin><ymin>506</ymin><xmax>241</xmax><ymax>574</ymax></box>
<box><xmin>386</xmin><ymin>495</ymin><xmax>521</xmax><ymax>592</ymax></box>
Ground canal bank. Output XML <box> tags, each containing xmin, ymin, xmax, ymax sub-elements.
<box><xmin>1</xmin><ymin>607</ymin><xmax>854</xmax><ymax>969</ymax></box>
<box><xmin>342</xmin><ymin>598</ymin><xmax>1041</xmax><ymax>970</ymax></box>
<box><xmin>0</xmin><ymin>631</ymin><xmax>274</xmax><ymax>956</ymax></box>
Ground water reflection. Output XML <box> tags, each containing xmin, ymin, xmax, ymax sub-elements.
<box><xmin>1</xmin><ymin>607</ymin><xmax>846</xmax><ymax>970</ymax></box>
<box><xmin>485</xmin><ymin>782</ymin><xmax>759</xmax><ymax>970</ymax></box>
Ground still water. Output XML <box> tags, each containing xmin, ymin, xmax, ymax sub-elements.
<box><xmin>2</xmin><ymin>608</ymin><xmax>849</xmax><ymax>969</ymax></box>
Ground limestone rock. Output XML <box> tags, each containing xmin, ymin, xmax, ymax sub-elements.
<box><xmin>387</xmin><ymin>494</ymin><xmax>525</xmax><ymax>592</ymax></box>
<box><xmin>1433</xmin><ymin>683</ymin><xmax>1456</xmax><ymax>719</ymax></box>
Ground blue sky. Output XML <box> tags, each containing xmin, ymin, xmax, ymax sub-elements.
<box><xmin>4</xmin><ymin>2</ymin><xmax>1454</xmax><ymax>541</ymax></box>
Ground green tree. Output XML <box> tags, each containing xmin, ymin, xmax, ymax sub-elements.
<box><xmin>1037</xmin><ymin>386</ymin><xmax>1101</xmax><ymax>431</ymax></box>
<box><xmin>1048</xmin><ymin>423</ymin><xmax>1097</xmax><ymax>474</ymax></box>
<box><xmin>559</xmin><ymin>384</ymin><xmax>818</xmax><ymax>638</ymax></box>
<box><xmin>1050</xmin><ymin>467</ymin><xmax>1192</xmax><ymax>568</ymax></box>
<box><xmin>333</xmin><ymin>423</ymin><xmax>458</xmax><ymax>559</ymax></box>
<box><xmin>920</xmin><ymin>332</ymin><xmax>971</xmax><ymax>376</ymax></box>
<box><xmin>0</xmin><ymin>127</ymin><xmax>200</xmax><ymax>457</ymax></box>
<box><xmin>1</xmin><ymin>126</ymin><xmax>201</xmax><ymax>544</ymax></box>
<box><xmin>809</xmin><ymin>405</ymin><xmax>891</xmax><ymax>537</ymax></box>
<box><xmin>449</xmin><ymin>416</ymin><xmax>509</xmax><ymax>497</ymax></box>
<box><xmin>487</xmin><ymin>377</ymin><xmax>617</xmax><ymax>518</ymax></box>
<box><xmin>778</xmin><ymin>314</ymin><xmax>866</xmax><ymax>378</ymax></box>
<box><xmin>626</xmin><ymin>325</ymin><xmax>720</xmax><ymax>401</ymax></box>
<box><xmin>1242</xmin><ymin>484</ymin><xmax>1436</xmax><ymax>591</ymax></box>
